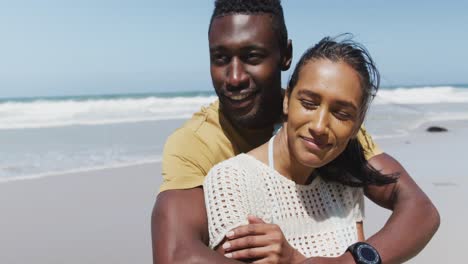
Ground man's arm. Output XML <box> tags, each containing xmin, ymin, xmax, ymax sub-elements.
<box><xmin>363</xmin><ymin>153</ymin><xmax>440</xmax><ymax>263</ymax></box>
<box><xmin>151</xmin><ymin>188</ymin><xmax>242</xmax><ymax>264</ymax></box>
<box><xmin>299</xmin><ymin>153</ymin><xmax>440</xmax><ymax>264</ymax></box>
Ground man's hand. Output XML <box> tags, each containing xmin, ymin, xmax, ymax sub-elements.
<box><xmin>222</xmin><ymin>215</ymin><xmax>305</xmax><ymax>264</ymax></box>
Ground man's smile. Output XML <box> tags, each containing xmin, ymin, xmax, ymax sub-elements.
<box><xmin>222</xmin><ymin>90</ymin><xmax>259</xmax><ymax>109</ymax></box>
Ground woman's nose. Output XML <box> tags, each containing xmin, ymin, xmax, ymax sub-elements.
<box><xmin>308</xmin><ymin>107</ymin><xmax>330</xmax><ymax>136</ymax></box>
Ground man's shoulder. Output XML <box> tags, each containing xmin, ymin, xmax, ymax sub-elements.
<box><xmin>163</xmin><ymin>99</ymin><xmax>238</xmax><ymax>166</ymax></box>
<box><xmin>357</xmin><ymin>125</ymin><xmax>383</xmax><ymax>160</ymax></box>
<box><xmin>165</xmin><ymin>100</ymin><xmax>222</xmax><ymax>143</ymax></box>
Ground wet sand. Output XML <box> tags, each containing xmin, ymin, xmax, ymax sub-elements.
<box><xmin>0</xmin><ymin>120</ymin><xmax>465</xmax><ymax>263</ymax></box>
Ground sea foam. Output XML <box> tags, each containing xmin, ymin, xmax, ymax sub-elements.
<box><xmin>1</xmin><ymin>86</ymin><xmax>467</xmax><ymax>130</ymax></box>
<box><xmin>0</xmin><ymin>95</ymin><xmax>217</xmax><ymax>129</ymax></box>
<box><xmin>374</xmin><ymin>86</ymin><xmax>468</xmax><ymax>104</ymax></box>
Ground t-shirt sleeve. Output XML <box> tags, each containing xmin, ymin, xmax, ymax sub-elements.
<box><xmin>203</xmin><ymin>161</ymin><xmax>250</xmax><ymax>249</ymax></box>
<box><xmin>356</xmin><ymin>125</ymin><xmax>383</xmax><ymax>160</ymax></box>
<box><xmin>159</xmin><ymin>128</ymin><xmax>214</xmax><ymax>193</ymax></box>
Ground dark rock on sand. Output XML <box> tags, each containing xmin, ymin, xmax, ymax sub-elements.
<box><xmin>426</xmin><ymin>126</ymin><xmax>448</xmax><ymax>132</ymax></box>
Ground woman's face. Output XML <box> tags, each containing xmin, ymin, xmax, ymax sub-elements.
<box><xmin>283</xmin><ymin>59</ymin><xmax>363</xmax><ymax>168</ymax></box>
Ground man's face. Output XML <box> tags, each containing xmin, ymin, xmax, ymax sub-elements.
<box><xmin>209</xmin><ymin>14</ymin><xmax>290</xmax><ymax>129</ymax></box>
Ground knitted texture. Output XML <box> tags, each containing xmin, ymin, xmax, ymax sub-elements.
<box><xmin>204</xmin><ymin>154</ymin><xmax>364</xmax><ymax>257</ymax></box>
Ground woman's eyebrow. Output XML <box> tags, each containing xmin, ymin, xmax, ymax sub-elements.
<box><xmin>297</xmin><ymin>89</ymin><xmax>320</xmax><ymax>99</ymax></box>
<box><xmin>334</xmin><ymin>100</ymin><xmax>358</xmax><ymax>111</ymax></box>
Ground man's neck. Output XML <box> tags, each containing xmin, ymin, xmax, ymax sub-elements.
<box><xmin>235</xmin><ymin>122</ymin><xmax>275</xmax><ymax>149</ymax></box>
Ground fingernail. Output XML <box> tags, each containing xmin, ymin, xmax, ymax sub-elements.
<box><xmin>225</xmin><ymin>253</ymin><xmax>233</xmax><ymax>258</ymax></box>
<box><xmin>222</xmin><ymin>242</ymin><xmax>231</xmax><ymax>249</ymax></box>
<box><xmin>226</xmin><ymin>231</ymin><xmax>234</xmax><ymax>238</ymax></box>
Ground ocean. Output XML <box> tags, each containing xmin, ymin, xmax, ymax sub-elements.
<box><xmin>1</xmin><ymin>85</ymin><xmax>467</xmax><ymax>181</ymax></box>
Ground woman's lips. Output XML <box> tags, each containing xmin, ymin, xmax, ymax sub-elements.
<box><xmin>300</xmin><ymin>136</ymin><xmax>331</xmax><ymax>152</ymax></box>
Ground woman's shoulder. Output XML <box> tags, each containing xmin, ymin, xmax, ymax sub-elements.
<box><xmin>209</xmin><ymin>153</ymin><xmax>257</xmax><ymax>170</ymax></box>
<box><xmin>205</xmin><ymin>154</ymin><xmax>265</xmax><ymax>182</ymax></box>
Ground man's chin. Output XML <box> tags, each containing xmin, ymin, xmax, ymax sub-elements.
<box><xmin>226</xmin><ymin>111</ymin><xmax>267</xmax><ymax>130</ymax></box>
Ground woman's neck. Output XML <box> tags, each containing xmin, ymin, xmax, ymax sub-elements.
<box><xmin>273</xmin><ymin>125</ymin><xmax>316</xmax><ymax>185</ymax></box>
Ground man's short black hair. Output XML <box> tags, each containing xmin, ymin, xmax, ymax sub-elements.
<box><xmin>209</xmin><ymin>0</ymin><xmax>288</xmax><ymax>51</ymax></box>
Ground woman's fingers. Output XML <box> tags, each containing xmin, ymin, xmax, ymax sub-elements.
<box><xmin>223</xmin><ymin>234</ymin><xmax>272</xmax><ymax>252</ymax></box>
<box><xmin>222</xmin><ymin>222</ymin><xmax>300</xmax><ymax>264</ymax></box>
<box><xmin>227</xmin><ymin>223</ymin><xmax>274</xmax><ymax>240</ymax></box>
<box><xmin>225</xmin><ymin>245</ymin><xmax>279</xmax><ymax>261</ymax></box>
<box><xmin>248</xmin><ymin>215</ymin><xmax>266</xmax><ymax>224</ymax></box>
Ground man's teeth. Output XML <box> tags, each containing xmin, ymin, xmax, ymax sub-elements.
<box><xmin>230</xmin><ymin>93</ymin><xmax>251</xmax><ymax>101</ymax></box>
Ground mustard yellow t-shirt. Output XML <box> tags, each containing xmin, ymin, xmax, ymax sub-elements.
<box><xmin>159</xmin><ymin>100</ymin><xmax>382</xmax><ymax>192</ymax></box>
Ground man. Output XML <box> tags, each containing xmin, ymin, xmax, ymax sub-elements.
<box><xmin>152</xmin><ymin>1</ymin><xmax>439</xmax><ymax>263</ymax></box>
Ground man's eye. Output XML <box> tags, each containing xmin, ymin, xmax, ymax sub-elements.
<box><xmin>244</xmin><ymin>53</ymin><xmax>264</xmax><ymax>64</ymax></box>
<box><xmin>211</xmin><ymin>54</ymin><xmax>229</xmax><ymax>65</ymax></box>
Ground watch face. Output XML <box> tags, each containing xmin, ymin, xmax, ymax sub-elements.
<box><xmin>357</xmin><ymin>244</ymin><xmax>380</xmax><ymax>264</ymax></box>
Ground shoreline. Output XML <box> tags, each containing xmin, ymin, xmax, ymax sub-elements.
<box><xmin>1</xmin><ymin>117</ymin><xmax>466</xmax><ymax>183</ymax></box>
<box><xmin>0</xmin><ymin>157</ymin><xmax>162</xmax><ymax>184</ymax></box>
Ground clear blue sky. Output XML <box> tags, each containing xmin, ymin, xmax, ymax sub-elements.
<box><xmin>1</xmin><ymin>0</ymin><xmax>467</xmax><ymax>98</ymax></box>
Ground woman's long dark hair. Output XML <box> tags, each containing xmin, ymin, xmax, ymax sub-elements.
<box><xmin>318</xmin><ymin>138</ymin><xmax>397</xmax><ymax>187</ymax></box>
<box><xmin>288</xmin><ymin>34</ymin><xmax>398</xmax><ymax>187</ymax></box>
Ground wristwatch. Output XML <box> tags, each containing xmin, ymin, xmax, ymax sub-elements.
<box><xmin>347</xmin><ymin>242</ymin><xmax>382</xmax><ymax>264</ymax></box>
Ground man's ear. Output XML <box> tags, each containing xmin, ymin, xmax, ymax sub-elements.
<box><xmin>283</xmin><ymin>90</ymin><xmax>290</xmax><ymax>116</ymax></box>
<box><xmin>281</xmin><ymin>39</ymin><xmax>293</xmax><ymax>71</ymax></box>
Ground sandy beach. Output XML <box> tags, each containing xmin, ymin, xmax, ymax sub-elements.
<box><xmin>0</xmin><ymin>119</ymin><xmax>466</xmax><ymax>263</ymax></box>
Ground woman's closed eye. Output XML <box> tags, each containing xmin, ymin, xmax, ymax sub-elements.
<box><xmin>300</xmin><ymin>99</ymin><xmax>319</xmax><ymax>110</ymax></box>
<box><xmin>333</xmin><ymin>110</ymin><xmax>356</xmax><ymax>121</ymax></box>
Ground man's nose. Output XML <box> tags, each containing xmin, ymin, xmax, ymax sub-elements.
<box><xmin>226</xmin><ymin>57</ymin><xmax>249</xmax><ymax>89</ymax></box>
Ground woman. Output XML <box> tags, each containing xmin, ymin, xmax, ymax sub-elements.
<box><xmin>203</xmin><ymin>36</ymin><xmax>396</xmax><ymax>263</ymax></box>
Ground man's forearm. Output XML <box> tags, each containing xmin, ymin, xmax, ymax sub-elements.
<box><xmin>365</xmin><ymin>153</ymin><xmax>440</xmax><ymax>264</ymax></box>
<box><xmin>152</xmin><ymin>188</ymin><xmax>243</xmax><ymax>264</ymax></box>
<box><xmin>366</xmin><ymin>198</ymin><xmax>439</xmax><ymax>263</ymax></box>
<box><xmin>301</xmin><ymin>153</ymin><xmax>439</xmax><ymax>264</ymax></box>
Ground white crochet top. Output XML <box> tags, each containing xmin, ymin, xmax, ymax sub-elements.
<box><xmin>203</xmin><ymin>136</ymin><xmax>364</xmax><ymax>257</ymax></box>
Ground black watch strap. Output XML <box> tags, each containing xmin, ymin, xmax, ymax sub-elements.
<box><xmin>347</xmin><ymin>242</ymin><xmax>382</xmax><ymax>264</ymax></box>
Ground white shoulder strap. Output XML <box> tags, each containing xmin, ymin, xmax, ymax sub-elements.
<box><xmin>268</xmin><ymin>135</ymin><xmax>275</xmax><ymax>169</ymax></box>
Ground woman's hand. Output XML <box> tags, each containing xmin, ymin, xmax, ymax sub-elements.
<box><xmin>222</xmin><ymin>215</ymin><xmax>306</xmax><ymax>264</ymax></box>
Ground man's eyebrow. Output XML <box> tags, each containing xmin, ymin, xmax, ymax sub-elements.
<box><xmin>209</xmin><ymin>45</ymin><xmax>226</xmax><ymax>52</ymax></box>
<box><xmin>209</xmin><ymin>44</ymin><xmax>267</xmax><ymax>53</ymax></box>
<box><xmin>241</xmin><ymin>44</ymin><xmax>267</xmax><ymax>51</ymax></box>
